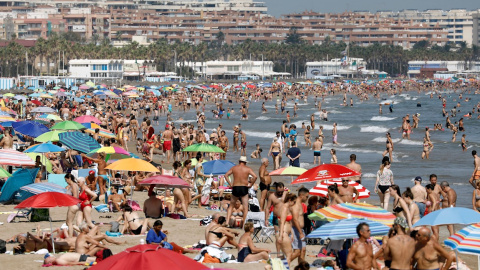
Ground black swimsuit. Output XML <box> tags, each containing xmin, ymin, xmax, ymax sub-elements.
<box><xmin>232</xmin><ymin>186</ymin><xmax>249</xmax><ymax>198</ymax></box>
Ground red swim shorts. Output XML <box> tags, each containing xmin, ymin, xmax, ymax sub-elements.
<box><xmin>163</xmin><ymin>140</ymin><xmax>172</xmax><ymax>151</ymax></box>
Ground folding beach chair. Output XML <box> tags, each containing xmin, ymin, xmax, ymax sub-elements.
<box><xmin>244</xmin><ymin>211</ymin><xmax>275</xmax><ymax>243</ymax></box>
<box><xmin>7</xmin><ymin>209</ymin><xmax>31</xmax><ymax>223</ymax></box>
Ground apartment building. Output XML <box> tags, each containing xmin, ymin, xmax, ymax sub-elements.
<box><xmin>381</xmin><ymin>9</ymin><xmax>480</xmax><ymax>46</ymax></box>
<box><xmin>474</xmin><ymin>13</ymin><xmax>480</xmax><ymax>46</ymax></box>
<box><xmin>182</xmin><ymin>60</ymin><xmax>280</xmax><ymax>79</ymax></box>
<box><xmin>69</xmin><ymin>59</ymin><xmax>123</xmax><ymax>78</ymax></box>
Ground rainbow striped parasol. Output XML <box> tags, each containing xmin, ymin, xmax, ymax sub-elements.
<box><xmin>445</xmin><ymin>223</ymin><xmax>480</xmax><ymax>255</ymax></box>
<box><xmin>308</xmin><ymin>203</ymin><xmax>396</xmax><ymax>227</ymax></box>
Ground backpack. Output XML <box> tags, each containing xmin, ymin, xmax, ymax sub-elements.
<box><xmin>0</xmin><ymin>239</ymin><xmax>6</xmax><ymax>254</ymax></box>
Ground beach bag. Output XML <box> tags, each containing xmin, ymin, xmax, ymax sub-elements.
<box><xmin>0</xmin><ymin>239</ymin><xmax>6</xmax><ymax>254</ymax></box>
<box><xmin>200</xmin><ymin>215</ymin><xmax>212</xmax><ymax>226</ymax></box>
<box><xmin>162</xmin><ymin>242</ymin><xmax>173</xmax><ymax>250</ymax></box>
<box><xmin>203</xmin><ymin>253</ymin><xmax>220</xmax><ymax>263</ymax></box>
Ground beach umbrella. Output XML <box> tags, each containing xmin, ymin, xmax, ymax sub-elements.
<box><xmin>189</xmin><ymin>157</ymin><xmax>206</xmax><ymax>167</ymax></box>
<box><xmin>106</xmin><ymin>158</ymin><xmax>159</xmax><ymax>173</ymax></box>
<box><xmin>309</xmin><ymin>179</ymin><xmax>370</xmax><ymax>199</ymax></box>
<box><xmin>14</xmin><ymin>95</ymin><xmax>27</xmax><ymax>100</ymax></box>
<box><xmin>0</xmin><ymin>167</ymin><xmax>12</xmax><ymax>178</ymax></box>
<box><xmin>15</xmin><ymin>192</ymin><xmax>80</xmax><ymax>254</ymax></box>
<box><xmin>139</xmin><ymin>175</ymin><xmax>190</xmax><ymax>189</ymax></box>
<box><xmin>82</xmin><ymin>122</ymin><xmax>100</xmax><ymax>129</ymax></box>
<box><xmin>292</xmin><ymin>164</ymin><xmax>361</xmax><ymax>185</ymax></box>
<box><xmin>0</xmin><ymin>107</ymin><xmax>16</xmax><ymax>115</ymax></box>
<box><xmin>12</xmin><ymin>120</ymin><xmax>50</xmax><ymax>137</ymax></box>
<box><xmin>413</xmin><ymin>207</ymin><xmax>480</xmax><ymax>227</ymax></box>
<box><xmin>84</xmin><ymin>127</ymin><xmax>115</xmax><ymax>139</ymax></box>
<box><xmin>24</xmin><ymin>142</ymin><xmax>65</xmax><ymax>153</ymax></box>
<box><xmin>444</xmin><ymin>223</ymin><xmax>480</xmax><ymax>268</ymax></box>
<box><xmin>31</xmin><ymin>100</ymin><xmax>42</xmax><ymax>106</ymax></box>
<box><xmin>88</xmin><ymin>147</ymin><xmax>134</xmax><ymax>161</ymax></box>
<box><xmin>75</xmin><ymin>115</ymin><xmax>101</xmax><ymax>124</ymax></box>
<box><xmin>0</xmin><ymin>115</ymin><xmax>15</xmax><ymax>122</ymax></box>
<box><xmin>20</xmin><ymin>182</ymin><xmax>67</xmax><ymax>195</ymax></box>
<box><xmin>182</xmin><ymin>143</ymin><xmax>225</xmax><ymax>153</ymax></box>
<box><xmin>31</xmin><ymin>106</ymin><xmax>55</xmax><ymax>113</ymax></box>
<box><xmin>89</xmin><ymin>244</ymin><xmax>207</xmax><ymax>270</ymax></box>
<box><xmin>270</xmin><ymin>166</ymin><xmax>307</xmax><ymax>176</ymax></box>
<box><xmin>37</xmin><ymin>114</ymin><xmax>62</xmax><ymax>121</ymax></box>
<box><xmin>51</xmin><ymin>120</ymin><xmax>85</xmax><ymax>130</ymax></box>
<box><xmin>35</xmin><ymin>130</ymin><xmax>65</xmax><ymax>142</ymax></box>
<box><xmin>308</xmin><ymin>203</ymin><xmax>396</xmax><ymax>227</ymax></box>
<box><xmin>55</xmin><ymin>92</ymin><xmax>67</xmax><ymax>97</ymax></box>
<box><xmin>307</xmin><ymin>217</ymin><xmax>390</xmax><ymax>240</ymax></box>
<box><xmin>0</xmin><ymin>121</ymin><xmax>15</xmax><ymax>127</ymax></box>
<box><xmin>29</xmin><ymin>93</ymin><xmax>41</xmax><ymax>97</ymax></box>
<box><xmin>203</xmin><ymin>160</ymin><xmax>235</xmax><ymax>175</ymax></box>
<box><xmin>40</xmin><ymin>94</ymin><xmax>53</xmax><ymax>99</ymax></box>
<box><xmin>3</xmin><ymin>93</ymin><xmax>14</xmax><ymax>97</ymax></box>
<box><xmin>58</xmin><ymin>131</ymin><xmax>101</xmax><ymax>153</ymax></box>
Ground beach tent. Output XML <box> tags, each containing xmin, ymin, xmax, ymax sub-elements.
<box><xmin>0</xmin><ymin>168</ymin><xmax>39</xmax><ymax>203</ymax></box>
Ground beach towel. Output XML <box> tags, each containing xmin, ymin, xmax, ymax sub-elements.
<box><xmin>271</xmin><ymin>258</ymin><xmax>288</xmax><ymax>270</ymax></box>
<box><xmin>94</xmin><ymin>204</ymin><xmax>109</xmax><ymax>213</ymax></box>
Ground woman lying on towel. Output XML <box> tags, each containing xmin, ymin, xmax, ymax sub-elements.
<box><xmin>237</xmin><ymin>222</ymin><xmax>271</xmax><ymax>262</ymax></box>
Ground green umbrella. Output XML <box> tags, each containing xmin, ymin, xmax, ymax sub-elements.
<box><xmin>0</xmin><ymin>167</ymin><xmax>12</xmax><ymax>178</ymax></box>
<box><xmin>182</xmin><ymin>143</ymin><xmax>225</xmax><ymax>153</ymax></box>
<box><xmin>3</xmin><ymin>93</ymin><xmax>14</xmax><ymax>97</ymax></box>
<box><xmin>51</xmin><ymin>121</ymin><xmax>85</xmax><ymax>130</ymax></box>
<box><xmin>25</xmin><ymin>152</ymin><xmax>53</xmax><ymax>173</ymax></box>
<box><xmin>35</xmin><ymin>130</ymin><xmax>66</xmax><ymax>142</ymax></box>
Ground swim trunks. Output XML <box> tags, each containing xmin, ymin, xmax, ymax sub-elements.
<box><xmin>232</xmin><ymin>186</ymin><xmax>249</xmax><ymax>198</ymax></box>
<box><xmin>241</xmin><ymin>141</ymin><xmax>246</xmax><ymax>149</ymax></box>
<box><xmin>378</xmin><ymin>185</ymin><xmax>390</xmax><ymax>194</ymax></box>
<box><xmin>272</xmin><ymin>152</ymin><xmax>279</xmax><ymax>157</ymax></box>
<box><xmin>163</xmin><ymin>140</ymin><xmax>172</xmax><ymax>151</ymax></box>
<box><xmin>79</xmin><ymin>254</ymin><xmax>90</xmax><ymax>262</ymax></box>
<box><xmin>292</xmin><ymin>227</ymin><xmax>306</xmax><ymax>250</ymax></box>
<box><xmin>314</xmin><ymin>151</ymin><xmax>321</xmax><ymax>157</ymax></box>
<box><xmin>259</xmin><ymin>182</ymin><xmax>270</xmax><ymax>191</ymax></box>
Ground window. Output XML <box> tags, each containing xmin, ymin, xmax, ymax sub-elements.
<box><xmin>227</xmin><ymin>66</ymin><xmax>239</xmax><ymax>71</ymax></box>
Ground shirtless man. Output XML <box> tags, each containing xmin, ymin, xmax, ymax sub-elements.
<box><xmin>240</xmin><ymin>130</ymin><xmax>247</xmax><ymax>156</ymax></box>
<box><xmin>411</xmin><ymin>176</ymin><xmax>427</xmax><ymax>218</ymax></box>
<box><xmin>414</xmin><ymin>227</ymin><xmax>453</xmax><ymax>270</ymax></box>
<box><xmin>264</xmin><ymin>182</ymin><xmax>286</xmax><ymax>255</ymax></box>
<box><xmin>338</xmin><ymin>179</ymin><xmax>359</xmax><ymax>203</ymax></box>
<box><xmin>75</xmin><ymin>224</ymin><xmax>108</xmax><ymax>256</ymax></box>
<box><xmin>385</xmin><ymin>217</ymin><xmax>416</xmax><ymax>270</ymax></box>
<box><xmin>332</xmin><ymin>122</ymin><xmax>338</xmax><ymax>145</ymax></box>
<box><xmin>346</xmin><ymin>223</ymin><xmax>378</xmax><ymax>270</ymax></box>
<box><xmin>85</xmin><ymin>171</ymin><xmax>98</xmax><ymax>192</ymax></box>
<box><xmin>268</xmin><ymin>137</ymin><xmax>281</xmax><ymax>170</ymax></box>
<box><xmin>205</xmin><ymin>214</ymin><xmax>238</xmax><ymax>248</ymax></box>
<box><xmin>429</xmin><ymin>174</ymin><xmax>442</xmax><ymax>239</ymax></box>
<box><xmin>44</xmin><ymin>253</ymin><xmax>97</xmax><ymax>266</ymax></box>
<box><xmin>345</xmin><ymin>154</ymin><xmax>362</xmax><ymax>184</ymax></box>
<box><xmin>0</xmin><ymin>129</ymin><xmax>13</xmax><ymax>149</ymax></box>
<box><xmin>218</xmin><ymin>130</ymin><xmax>229</xmax><ymax>160</ymax></box>
<box><xmin>162</xmin><ymin>126</ymin><xmax>173</xmax><ymax>163</ymax></box>
<box><xmin>224</xmin><ymin>156</ymin><xmax>257</xmax><ymax>226</ymax></box>
<box><xmin>312</xmin><ymin>137</ymin><xmax>322</xmax><ymax>165</ymax></box>
<box><xmin>440</xmin><ymin>181</ymin><xmax>456</xmax><ymax>236</ymax></box>
<box><xmin>144</xmin><ymin>189</ymin><xmax>164</xmax><ymax>219</ymax></box>
<box><xmin>291</xmin><ymin>187</ymin><xmax>309</xmax><ymax>263</ymax></box>
<box><xmin>469</xmin><ymin>150</ymin><xmax>480</xmax><ymax>187</ymax></box>
<box><xmin>81</xmin><ymin>152</ymin><xmax>108</xmax><ymax>196</ymax></box>
<box><xmin>259</xmin><ymin>158</ymin><xmax>272</xmax><ymax>211</ymax></box>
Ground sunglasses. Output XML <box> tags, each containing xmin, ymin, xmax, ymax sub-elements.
<box><xmin>342</xmin><ymin>180</ymin><xmax>348</xmax><ymax>182</ymax></box>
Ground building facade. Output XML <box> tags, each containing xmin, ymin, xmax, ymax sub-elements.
<box><xmin>306</xmin><ymin>58</ymin><xmax>367</xmax><ymax>79</ymax></box>
<box><xmin>407</xmin><ymin>60</ymin><xmax>480</xmax><ymax>78</ymax></box>
<box><xmin>68</xmin><ymin>59</ymin><xmax>123</xmax><ymax>78</ymax></box>
<box><xmin>183</xmin><ymin>60</ymin><xmax>288</xmax><ymax>79</ymax></box>
<box><xmin>474</xmin><ymin>13</ymin><xmax>480</xmax><ymax>46</ymax></box>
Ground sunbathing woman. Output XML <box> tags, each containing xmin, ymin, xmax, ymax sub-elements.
<box><xmin>119</xmin><ymin>204</ymin><xmax>151</xmax><ymax>235</ymax></box>
<box><xmin>237</xmin><ymin>222</ymin><xmax>271</xmax><ymax>262</ymax></box>
<box><xmin>229</xmin><ymin>199</ymin><xmax>245</xmax><ymax>228</ymax></box>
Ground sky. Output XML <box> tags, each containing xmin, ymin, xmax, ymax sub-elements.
<box><xmin>263</xmin><ymin>0</ymin><xmax>480</xmax><ymax>16</ymax></box>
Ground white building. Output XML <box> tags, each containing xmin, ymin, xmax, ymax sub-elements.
<box><xmin>68</xmin><ymin>59</ymin><xmax>123</xmax><ymax>79</ymax></box>
<box><xmin>306</xmin><ymin>58</ymin><xmax>367</xmax><ymax>79</ymax></box>
<box><xmin>407</xmin><ymin>60</ymin><xmax>480</xmax><ymax>77</ymax></box>
<box><xmin>182</xmin><ymin>60</ymin><xmax>289</xmax><ymax>79</ymax></box>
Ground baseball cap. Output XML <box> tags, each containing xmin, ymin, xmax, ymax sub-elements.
<box><xmin>414</xmin><ymin>176</ymin><xmax>422</xmax><ymax>182</ymax></box>
<box><xmin>89</xmin><ymin>170</ymin><xmax>95</xmax><ymax>175</ymax></box>
<box><xmin>394</xmin><ymin>217</ymin><xmax>409</xmax><ymax>229</ymax></box>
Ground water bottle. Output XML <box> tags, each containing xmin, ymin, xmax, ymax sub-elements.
<box><xmin>140</xmin><ymin>239</ymin><xmax>145</xmax><ymax>245</ymax></box>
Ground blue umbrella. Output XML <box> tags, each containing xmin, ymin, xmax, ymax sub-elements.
<box><xmin>12</xmin><ymin>121</ymin><xmax>49</xmax><ymax>137</ymax></box>
<box><xmin>413</xmin><ymin>207</ymin><xmax>480</xmax><ymax>227</ymax></box>
<box><xmin>20</xmin><ymin>182</ymin><xmax>67</xmax><ymax>195</ymax></box>
<box><xmin>24</xmin><ymin>142</ymin><xmax>65</xmax><ymax>153</ymax></box>
<box><xmin>58</xmin><ymin>131</ymin><xmax>101</xmax><ymax>153</ymax></box>
<box><xmin>0</xmin><ymin>121</ymin><xmax>15</xmax><ymax>127</ymax></box>
<box><xmin>203</xmin><ymin>160</ymin><xmax>235</xmax><ymax>175</ymax></box>
<box><xmin>73</xmin><ymin>97</ymin><xmax>85</xmax><ymax>102</ymax></box>
<box><xmin>307</xmin><ymin>218</ymin><xmax>390</xmax><ymax>240</ymax></box>
<box><xmin>113</xmin><ymin>90</ymin><xmax>122</xmax><ymax>95</ymax></box>
<box><xmin>29</xmin><ymin>93</ymin><xmax>41</xmax><ymax>97</ymax></box>
<box><xmin>71</xmin><ymin>86</ymin><xmax>79</xmax><ymax>91</ymax></box>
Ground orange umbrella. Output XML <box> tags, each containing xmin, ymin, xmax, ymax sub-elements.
<box><xmin>105</xmin><ymin>158</ymin><xmax>159</xmax><ymax>172</ymax></box>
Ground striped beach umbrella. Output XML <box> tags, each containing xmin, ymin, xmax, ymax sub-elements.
<box><xmin>307</xmin><ymin>217</ymin><xmax>390</xmax><ymax>240</ymax></box>
<box><xmin>84</xmin><ymin>127</ymin><xmax>115</xmax><ymax>139</ymax></box>
<box><xmin>20</xmin><ymin>182</ymin><xmax>67</xmax><ymax>195</ymax></box>
<box><xmin>309</xmin><ymin>179</ymin><xmax>370</xmax><ymax>199</ymax></box>
<box><xmin>58</xmin><ymin>131</ymin><xmax>101</xmax><ymax>153</ymax></box>
<box><xmin>308</xmin><ymin>203</ymin><xmax>396</xmax><ymax>227</ymax></box>
<box><xmin>0</xmin><ymin>115</ymin><xmax>15</xmax><ymax>122</ymax></box>
<box><xmin>292</xmin><ymin>164</ymin><xmax>361</xmax><ymax>185</ymax></box>
<box><xmin>444</xmin><ymin>223</ymin><xmax>480</xmax><ymax>269</ymax></box>
<box><xmin>0</xmin><ymin>149</ymin><xmax>35</xmax><ymax>166</ymax></box>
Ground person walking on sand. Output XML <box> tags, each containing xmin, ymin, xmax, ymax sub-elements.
<box><xmin>224</xmin><ymin>156</ymin><xmax>257</xmax><ymax>227</ymax></box>
<box><xmin>259</xmin><ymin>158</ymin><xmax>272</xmax><ymax>211</ymax></box>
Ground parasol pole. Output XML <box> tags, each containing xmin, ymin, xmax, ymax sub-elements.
<box><xmin>49</xmin><ymin>216</ymin><xmax>56</xmax><ymax>254</ymax></box>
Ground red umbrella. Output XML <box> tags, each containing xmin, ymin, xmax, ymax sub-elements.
<box><xmin>292</xmin><ymin>164</ymin><xmax>361</xmax><ymax>185</ymax></box>
<box><xmin>309</xmin><ymin>179</ymin><xmax>370</xmax><ymax>199</ymax></box>
<box><xmin>15</xmin><ymin>192</ymin><xmax>80</xmax><ymax>253</ymax></box>
<box><xmin>139</xmin><ymin>175</ymin><xmax>191</xmax><ymax>189</ymax></box>
<box><xmin>15</xmin><ymin>192</ymin><xmax>80</xmax><ymax>209</ymax></box>
<box><xmin>31</xmin><ymin>100</ymin><xmax>42</xmax><ymax>106</ymax></box>
<box><xmin>90</xmin><ymin>244</ymin><xmax>207</xmax><ymax>270</ymax></box>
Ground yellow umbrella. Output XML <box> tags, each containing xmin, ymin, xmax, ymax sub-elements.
<box><xmin>105</xmin><ymin>158</ymin><xmax>159</xmax><ymax>172</ymax></box>
<box><xmin>40</xmin><ymin>94</ymin><xmax>53</xmax><ymax>99</ymax></box>
<box><xmin>86</xmin><ymin>81</ymin><xmax>95</xmax><ymax>87</ymax></box>
<box><xmin>25</xmin><ymin>152</ymin><xmax>53</xmax><ymax>173</ymax></box>
<box><xmin>3</xmin><ymin>93</ymin><xmax>14</xmax><ymax>97</ymax></box>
